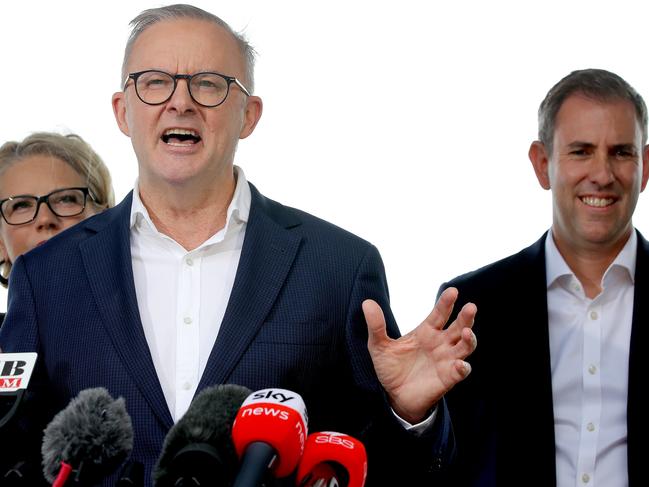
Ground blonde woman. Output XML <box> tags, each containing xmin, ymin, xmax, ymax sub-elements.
<box><xmin>0</xmin><ymin>132</ymin><xmax>114</xmax><ymax>321</ymax></box>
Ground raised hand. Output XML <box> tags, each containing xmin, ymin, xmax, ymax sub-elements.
<box><xmin>363</xmin><ymin>287</ymin><xmax>477</xmax><ymax>423</ymax></box>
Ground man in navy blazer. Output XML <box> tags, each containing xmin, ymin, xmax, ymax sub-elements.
<box><xmin>0</xmin><ymin>5</ymin><xmax>477</xmax><ymax>486</ymax></box>
<box><xmin>440</xmin><ymin>69</ymin><xmax>649</xmax><ymax>486</ymax></box>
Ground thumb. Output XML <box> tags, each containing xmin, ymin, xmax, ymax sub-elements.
<box><xmin>363</xmin><ymin>299</ymin><xmax>388</xmax><ymax>348</ymax></box>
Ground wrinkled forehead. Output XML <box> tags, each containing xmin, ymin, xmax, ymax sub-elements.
<box><xmin>553</xmin><ymin>95</ymin><xmax>643</xmax><ymax>145</ymax></box>
<box><xmin>126</xmin><ymin>18</ymin><xmax>246</xmax><ymax>77</ymax></box>
<box><xmin>559</xmin><ymin>94</ymin><xmax>642</xmax><ymax>132</ymax></box>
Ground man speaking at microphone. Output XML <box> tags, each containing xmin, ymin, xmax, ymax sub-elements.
<box><xmin>0</xmin><ymin>4</ymin><xmax>476</xmax><ymax>485</ymax></box>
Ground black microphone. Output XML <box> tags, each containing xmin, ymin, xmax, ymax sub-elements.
<box><xmin>115</xmin><ymin>459</ymin><xmax>144</xmax><ymax>487</ymax></box>
<box><xmin>41</xmin><ymin>387</ymin><xmax>133</xmax><ymax>487</ymax></box>
<box><xmin>2</xmin><ymin>459</ymin><xmax>46</xmax><ymax>487</ymax></box>
<box><xmin>152</xmin><ymin>383</ymin><xmax>252</xmax><ymax>487</ymax></box>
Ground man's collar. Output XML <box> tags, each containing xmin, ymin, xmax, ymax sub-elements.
<box><xmin>129</xmin><ymin>165</ymin><xmax>251</xmax><ymax>233</ymax></box>
<box><xmin>545</xmin><ymin>229</ymin><xmax>637</xmax><ymax>288</ymax></box>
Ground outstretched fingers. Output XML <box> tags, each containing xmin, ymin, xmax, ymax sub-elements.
<box><xmin>452</xmin><ymin>325</ymin><xmax>477</xmax><ymax>359</ymax></box>
<box><xmin>363</xmin><ymin>299</ymin><xmax>389</xmax><ymax>349</ymax></box>
<box><xmin>422</xmin><ymin>287</ymin><xmax>459</xmax><ymax>330</ymax></box>
<box><xmin>445</xmin><ymin>329</ymin><xmax>476</xmax><ymax>387</ymax></box>
<box><xmin>446</xmin><ymin>301</ymin><xmax>477</xmax><ymax>336</ymax></box>
<box><xmin>450</xmin><ymin>358</ymin><xmax>473</xmax><ymax>382</ymax></box>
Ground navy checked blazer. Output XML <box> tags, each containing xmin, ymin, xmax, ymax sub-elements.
<box><xmin>0</xmin><ymin>183</ymin><xmax>454</xmax><ymax>486</ymax></box>
<box><xmin>438</xmin><ymin>231</ymin><xmax>649</xmax><ymax>487</ymax></box>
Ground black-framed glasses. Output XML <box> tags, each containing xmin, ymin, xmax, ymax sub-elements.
<box><xmin>124</xmin><ymin>69</ymin><xmax>251</xmax><ymax>108</ymax></box>
<box><xmin>0</xmin><ymin>187</ymin><xmax>95</xmax><ymax>225</ymax></box>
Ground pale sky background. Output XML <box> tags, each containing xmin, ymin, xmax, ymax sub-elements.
<box><xmin>1</xmin><ymin>0</ymin><xmax>648</xmax><ymax>332</ymax></box>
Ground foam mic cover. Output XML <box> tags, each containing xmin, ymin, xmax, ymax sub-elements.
<box><xmin>152</xmin><ymin>383</ymin><xmax>252</xmax><ymax>487</ymax></box>
<box><xmin>231</xmin><ymin>388</ymin><xmax>308</xmax><ymax>486</ymax></box>
<box><xmin>296</xmin><ymin>432</ymin><xmax>367</xmax><ymax>487</ymax></box>
<box><xmin>41</xmin><ymin>387</ymin><xmax>133</xmax><ymax>486</ymax></box>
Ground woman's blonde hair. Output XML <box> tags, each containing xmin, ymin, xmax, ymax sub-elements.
<box><xmin>0</xmin><ymin>132</ymin><xmax>114</xmax><ymax>286</ymax></box>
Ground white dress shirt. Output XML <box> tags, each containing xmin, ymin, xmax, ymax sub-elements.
<box><xmin>130</xmin><ymin>166</ymin><xmax>250</xmax><ymax>421</ymax></box>
<box><xmin>546</xmin><ymin>231</ymin><xmax>635</xmax><ymax>487</ymax></box>
<box><xmin>129</xmin><ymin>166</ymin><xmax>431</xmax><ymax>432</ymax></box>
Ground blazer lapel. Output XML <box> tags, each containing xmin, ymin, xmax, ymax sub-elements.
<box><xmin>627</xmin><ymin>230</ymin><xmax>649</xmax><ymax>486</ymax></box>
<box><xmin>198</xmin><ymin>185</ymin><xmax>302</xmax><ymax>389</ymax></box>
<box><xmin>503</xmin><ymin>235</ymin><xmax>557</xmax><ymax>486</ymax></box>
<box><xmin>80</xmin><ymin>193</ymin><xmax>173</xmax><ymax>429</ymax></box>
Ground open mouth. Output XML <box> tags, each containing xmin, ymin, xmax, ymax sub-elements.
<box><xmin>580</xmin><ymin>196</ymin><xmax>615</xmax><ymax>208</ymax></box>
<box><xmin>161</xmin><ymin>128</ymin><xmax>201</xmax><ymax>146</ymax></box>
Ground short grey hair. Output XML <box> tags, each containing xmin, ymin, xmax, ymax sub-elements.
<box><xmin>538</xmin><ymin>68</ymin><xmax>648</xmax><ymax>153</ymax></box>
<box><xmin>121</xmin><ymin>4</ymin><xmax>257</xmax><ymax>93</ymax></box>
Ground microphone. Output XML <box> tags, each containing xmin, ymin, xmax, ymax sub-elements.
<box><xmin>231</xmin><ymin>388</ymin><xmax>308</xmax><ymax>487</ymax></box>
<box><xmin>152</xmin><ymin>383</ymin><xmax>252</xmax><ymax>487</ymax></box>
<box><xmin>41</xmin><ymin>387</ymin><xmax>133</xmax><ymax>487</ymax></box>
<box><xmin>0</xmin><ymin>352</ymin><xmax>37</xmax><ymax>429</ymax></box>
<box><xmin>116</xmin><ymin>459</ymin><xmax>144</xmax><ymax>487</ymax></box>
<box><xmin>2</xmin><ymin>460</ymin><xmax>43</xmax><ymax>487</ymax></box>
<box><xmin>0</xmin><ymin>353</ymin><xmax>39</xmax><ymax>485</ymax></box>
<box><xmin>296</xmin><ymin>432</ymin><xmax>367</xmax><ymax>487</ymax></box>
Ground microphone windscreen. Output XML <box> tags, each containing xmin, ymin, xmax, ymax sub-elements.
<box><xmin>153</xmin><ymin>383</ymin><xmax>252</xmax><ymax>486</ymax></box>
<box><xmin>41</xmin><ymin>387</ymin><xmax>133</xmax><ymax>484</ymax></box>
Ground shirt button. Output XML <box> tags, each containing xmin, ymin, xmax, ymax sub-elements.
<box><xmin>183</xmin><ymin>382</ymin><xmax>192</xmax><ymax>390</ymax></box>
<box><xmin>582</xmin><ymin>473</ymin><xmax>590</xmax><ymax>483</ymax></box>
<box><xmin>186</xmin><ymin>257</ymin><xmax>194</xmax><ymax>266</ymax></box>
<box><xmin>588</xmin><ymin>364</ymin><xmax>597</xmax><ymax>375</ymax></box>
<box><xmin>184</xmin><ymin>316</ymin><xmax>192</xmax><ymax>324</ymax></box>
<box><xmin>586</xmin><ymin>422</ymin><xmax>595</xmax><ymax>432</ymax></box>
<box><xmin>590</xmin><ymin>311</ymin><xmax>598</xmax><ymax>320</ymax></box>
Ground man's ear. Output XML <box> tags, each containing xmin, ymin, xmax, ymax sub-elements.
<box><xmin>112</xmin><ymin>91</ymin><xmax>131</xmax><ymax>137</ymax></box>
<box><xmin>239</xmin><ymin>95</ymin><xmax>263</xmax><ymax>140</ymax></box>
<box><xmin>529</xmin><ymin>140</ymin><xmax>552</xmax><ymax>190</ymax></box>
<box><xmin>641</xmin><ymin>144</ymin><xmax>649</xmax><ymax>192</ymax></box>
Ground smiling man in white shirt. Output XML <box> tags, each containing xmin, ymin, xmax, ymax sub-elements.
<box><xmin>440</xmin><ymin>68</ymin><xmax>649</xmax><ymax>487</ymax></box>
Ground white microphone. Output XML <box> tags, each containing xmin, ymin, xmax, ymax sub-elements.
<box><xmin>0</xmin><ymin>352</ymin><xmax>37</xmax><ymax>429</ymax></box>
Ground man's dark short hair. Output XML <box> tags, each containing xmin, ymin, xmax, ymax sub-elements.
<box><xmin>538</xmin><ymin>68</ymin><xmax>648</xmax><ymax>152</ymax></box>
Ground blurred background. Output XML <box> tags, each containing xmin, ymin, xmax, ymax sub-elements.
<box><xmin>1</xmin><ymin>0</ymin><xmax>647</xmax><ymax>331</ymax></box>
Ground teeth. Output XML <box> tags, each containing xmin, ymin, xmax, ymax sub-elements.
<box><xmin>164</xmin><ymin>128</ymin><xmax>199</xmax><ymax>137</ymax></box>
<box><xmin>581</xmin><ymin>196</ymin><xmax>614</xmax><ymax>207</ymax></box>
